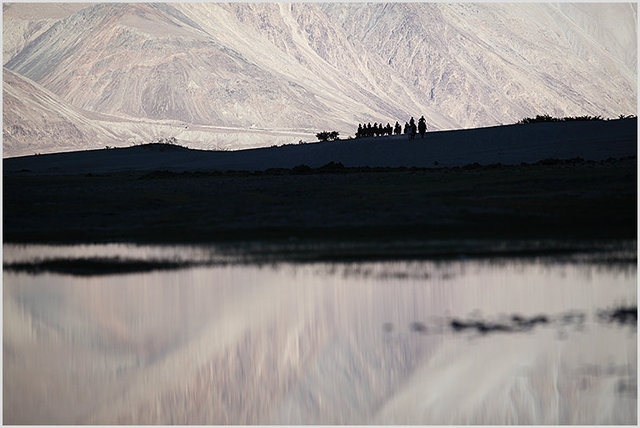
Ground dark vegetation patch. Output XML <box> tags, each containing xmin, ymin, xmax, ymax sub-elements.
<box><xmin>451</xmin><ymin>314</ymin><xmax>549</xmax><ymax>334</ymax></box>
<box><xmin>597</xmin><ymin>306</ymin><xmax>637</xmax><ymax>326</ymax></box>
<box><xmin>449</xmin><ymin>306</ymin><xmax>635</xmax><ymax>335</ymax></box>
<box><xmin>446</xmin><ymin>306</ymin><xmax>635</xmax><ymax>335</ymax></box>
<box><xmin>383</xmin><ymin>306</ymin><xmax>636</xmax><ymax>337</ymax></box>
<box><xmin>137</xmin><ymin>143</ymin><xmax>189</xmax><ymax>152</ymax></box>
<box><xmin>4</xmin><ymin>257</ymin><xmax>199</xmax><ymax>276</ymax></box>
<box><xmin>315</xmin><ymin>130</ymin><xmax>340</xmax><ymax>141</ymax></box>
<box><xmin>233</xmin><ymin>242</ymin><xmax>629</xmax><ymax>264</ymax></box>
<box><xmin>129</xmin><ymin>137</ymin><xmax>190</xmax><ymax>152</ymax></box>
<box><xmin>517</xmin><ymin>114</ymin><xmax>636</xmax><ymax>124</ymax></box>
<box><xmin>510</xmin><ymin>314</ymin><xmax>551</xmax><ymax>329</ymax></box>
<box><xmin>451</xmin><ymin>319</ymin><xmax>514</xmax><ymax>334</ymax></box>
<box><xmin>136</xmin><ymin>156</ymin><xmax>636</xmax><ymax>180</ymax></box>
<box><xmin>410</xmin><ymin>321</ymin><xmax>428</xmax><ymax>334</ymax></box>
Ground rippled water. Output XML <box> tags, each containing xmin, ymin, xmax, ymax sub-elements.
<box><xmin>3</xmin><ymin>242</ymin><xmax>636</xmax><ymax>424</ymax></box>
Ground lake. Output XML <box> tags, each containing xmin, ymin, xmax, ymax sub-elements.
<box><xmin>3</xmin><ymin>241</ymin><xmax>636</xmax><ymax>424</ymax></box>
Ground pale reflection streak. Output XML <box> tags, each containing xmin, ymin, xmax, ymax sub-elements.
<box><xmin>3</xmin><ymin>244</ymin><xmax>637</xmax><ymax>424</ymax></box>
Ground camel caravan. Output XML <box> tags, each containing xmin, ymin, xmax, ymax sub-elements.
<box><xmin>355</xmin><ymin>116</ymin><xmax>428</xmax><ymax>140</ymax></box>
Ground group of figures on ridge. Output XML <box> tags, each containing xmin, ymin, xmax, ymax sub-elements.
<box><xmin>355</xmin><ymin>116</ymin><xmax>428</xmax><ymax>140</ymax></box>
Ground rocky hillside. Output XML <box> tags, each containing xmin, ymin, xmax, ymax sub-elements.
<box><xmin>3</xmin><ymin>3</ymin><xmax>636</xmax><ymax>156</ymax></box>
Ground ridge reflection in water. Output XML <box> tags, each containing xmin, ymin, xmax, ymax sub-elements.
<box><xmin>3</xmin><ymin>242</ymin><xmax>636</xmax><ymax>424</ymax></box>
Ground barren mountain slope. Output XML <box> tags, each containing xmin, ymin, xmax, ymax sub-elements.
<box><xmin>3</xmin><ymin>3</ymin><xmax>636</xmax><ymax>156</ymax></box>
<box><xmin>3</xmin><ymin>68</ymin><xmax>314</xmax><ymax>157</ymax></box>
<box><xmin>2</xmin><ymin>3</ymin><xmax>88</xmax><ymax>62</ymax></box>
<box><xmin>5</xmin><ymin>3</ymin><xmax>457</xmax><ymax>133</ymax></box>
<box><xmin>322</xmin><ymin>3</ymin><xmax>637</xmax><ymax>127</ymax></box>
<box><xmin>3</xmin><ymin>67</ymin><xmax>123</xmax><ymax>155</ymax></box>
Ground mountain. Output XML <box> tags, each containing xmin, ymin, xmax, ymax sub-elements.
<box><xmin>3</xmin><ymin>67</ymin><xmax>315</xmax><ymax>157</ymax></box>
<box><xmin>321</xmin><ymin>3</ymin><xmax>637</xmax><ymax>127</ymax></box>
<box><xmin>3</xmin><ymin>67</ymin><xmax>122</xmax><ymax>155</ymax></box>
<box><xmin>3</xmin><ymin>3</ymin><xmax>636</xmax><ymax>156</ymax></box>
<box><xmin>2</xmin><ymin>3</ymin><xmax>89</xmax><ymax>63</ymax></box>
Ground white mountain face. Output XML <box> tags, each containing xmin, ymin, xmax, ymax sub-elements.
<box><xmin>3</xmin><ymin>66</ymin><xmax>314</xmax><ymax>156</ymax></box>
<box><xmin>3</xmin><ymin>3</ymin><xmax>637</xmax><ymax>157</ymax></box>
<box><xmin>321</xmin><ymin>2</ymin><xmax>637</xmax><ymax>127</ymax></box>
<box><xmin>3</xmin><ymin>66</ymin><xmax>120</xmax><ymax>155</ymax></box>
<box><xmin>2</xmin><ymin>3</ymin><xmax>89</xmax><ymax>63</ymax></box>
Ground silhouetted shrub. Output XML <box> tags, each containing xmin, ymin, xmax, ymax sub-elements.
<box><xmin>518</xmin><ymin>114</ymin><xmax>560</xmax><ymax>124</ymax></box>
<box><xmin>316</xmin><ymin>131</ymin><xmax>330</xmax><ymax>141</ymax></box>
<box><xmin>316</xmin><ymin>131</ymin><xmax>340</xmax><ymax>141</ymax></box>
<box><xmin>155</xmin><ymin>137</ymin><xmax>182</xmax><ymax>145</ymax></box>
<box><xmin>518</xmin><ymin>114</ymin><xmax>607</xmax><ymax>124</ymax></box>
<box><xmin>563</xmin><ymin>115</ymin><xmax>602</xmax><ymax>121</ymax></box>
<box><xmin>598</xmin><ymin>305</ymin><xmax>637</xmax><ymax>325</ymax></box>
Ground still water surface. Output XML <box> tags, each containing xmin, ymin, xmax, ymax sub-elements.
<box><xmin>3</xmin><ymin>242</ymin><xmax>636</xmax><ymax>424</ymax></box>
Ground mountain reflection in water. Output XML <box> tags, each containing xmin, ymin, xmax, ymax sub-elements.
<box><xmin>3</xmin><ymin>242</ymin><xmax>636</xmax><ymax>424</ymax></box>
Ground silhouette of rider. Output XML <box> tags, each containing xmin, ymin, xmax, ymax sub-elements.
<box><xmin>409</xmin><ymin>117</ymin><xmax>417</xmax><ymax>140</ymax></box>
<box><xmin>418</xmin><ymin>116</ymin><xmax>427</xmax><ymax>138</ymax></box>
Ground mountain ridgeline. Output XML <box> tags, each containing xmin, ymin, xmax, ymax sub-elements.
<box><xmin>3</xmin><ymin>3</ymin><xmax>637</xmax><ymax>157</ymax></box>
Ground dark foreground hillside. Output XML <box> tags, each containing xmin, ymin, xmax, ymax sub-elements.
<box><xmin>4</xmin><ymin>119</ymin><xmax>636</xmax><ymax>246</ymax></box>
<box><xmin>4</xmin><ymin>157</ymin><xmax>636</xmax><ymax>244</ymax></box>
<box><xmin>4</xmin><ymin>118</ymin><xmax>637</xmax><ymax>173</ymax></box>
